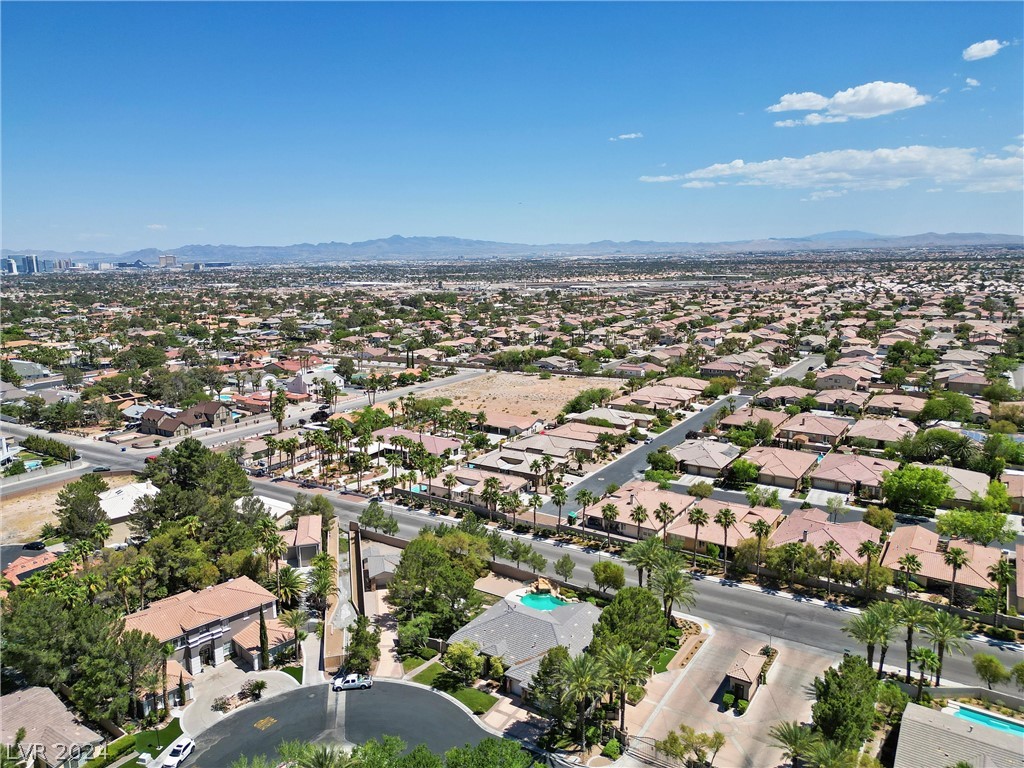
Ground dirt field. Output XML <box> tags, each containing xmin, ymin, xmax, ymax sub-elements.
<box><xmin>427</xmin><ymin>371</ymin><xmax>610</xmax><ymax>421</ymax></box>
<box><xmin>1</xmin><ymin>473</ymin><xmax>137</xmax><ymax>544</ymax></box>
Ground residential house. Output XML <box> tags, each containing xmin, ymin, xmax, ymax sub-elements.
<box><xmin>615</xmin><ymin>361</ymin><xmax>666</xmax><ymax>378</ymax></box>
<box><xmin>609</xmin><ymin>384</ymin><xmax>700</xmax><ymax>412</ymax></box>
<box><xmin>943</xmin><ymin>371</ymin><xmax>990</xmax><ymax>396</ymax></box>
<box><xmin>232</xmin><ymin>616</ymin><xmax>295</xmax><ymax>672</ymax></box>
<box><xmin>880</xmin><ymin>526</ymin><xmax>999</xmax><ymax>593</ymax></box>
<box><xmin>719</xmin><ymin>406</ymin><xmax>790</xmax><ymax>432</ymax></box>
<box><xmin>771</xmin><ymin>508</ymin><xmax>882</xmax><ymax>564</ymax></box>
<box><xmin>893</xmin><ymin>703</ymin><xmax>1023</xmax><ymax>768</ymax></box>
<box><xmin>362</xmin><ymin>545</ymin><xmax>403</xmax><ymax>591</ymax></box>
<box><xmin>123</xmin><ymin>576</ymin><xmax>277</xmax><ymax>673</ymax></box>
<box><xmin>602</xmin><ymin>481</ymin><xmax>695</xmax><ymax>537</ymax></box>
<box><xmin>139</xmin><ymin>401</ymin><xmax>232</xmax><ymax>438</ymax></box>
<box><xmin>742</xmin><ymin>446</ymin><xmax>819</xmax><ymax>489</ymax></box>
<box><xmin>578</xmin><ymin>406</ymin><xmax>655</xmax><ymax>429</ymax></box>
<box><xmin>865</xmin><ymin>393</ymin><xmax>928</xmax><ymax>419</ymax></box>
<box><xmin>98</xmin><ymin>481</ymin><xmax>159</xmax><ymax>523</ymax></box>
<box><xmin>778</xmin><ymin>413</ymin><xmax>852</xmax><ymax>448</ymax></box>
<box><xmin>813</xmin><ymin>388</ymin><xmax>870</xmax><ymax>414</ymax></box>
<box><xmin>911</xmin><ymin>463</ymin><xmax>990</xmax><ymax>508</ymax></box>
<box><xmin>816</xmin><ymin>367</ymin><xmax>872</xmax><ymax>391</ymax></box>
<box><xmin>754</xmin><ymin>386</ymin><xmax>814</xmax><ymax>408</ymax></box>
<box><xmin>668</xmin><ymin>439</ymin><xmax>741</xmax><ymax>477</ymax></box>
<box><xmin>0</xmin><ymin>687</ymin><xmax>104</xmax><ymax>768</ymax></box>
<box><xmin>846</xmin><ymin>417</ymin><xmax>918</xmax><ymax>448</ymax></box>
<box><xmin>446</xmin><ymin>598</ymin><xmax>601</xmax><ymax>697</ymax></box>
<box><xmin>810</xmin><ymin>454</ymin><xmax>899</xmax><ymax>499</ymax></box>
<box><xmin>3</xmin><ymin>553</ymin><xmax>60</xmax><ymax>587</ymax></box>
<box><xmin>475</xmin><ymin>412</ymin><xmax>544</xmax><ymax>438</ymax></box>
<box><xmin>420</xmin><ymin>466</ymin><xmax>529</xmax><ymax>508</ymax></box>
<box><xmin>665</xmin><ymin>500</ymin><xmax>782</xmax><ymax>556</ymax></box>
<box><xmin>281</xmin><ymin>515</ymin><xmax>321</xmax><ymax>567</ymax></box>
<box><xmin>373</xmin><ymin>426</ymin><xmax>463</xmax><ymax>460</ymax></box>
<box><xmin>1003</xmin><ymin>473</ymin><xmax>1024</xmax><ymax>515</ymax></box>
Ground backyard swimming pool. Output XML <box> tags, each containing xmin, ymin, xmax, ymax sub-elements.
<box><xmin>953</xmin><ymin>704</ymin><xmax>1024</xmax><ymax>737</ymax></box>
<box><xmin>518</xmin><ymin>593</ymin><xmax>570</xmax><ymax>611</ymax></box>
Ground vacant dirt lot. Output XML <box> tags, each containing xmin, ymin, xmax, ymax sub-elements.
<box><xmin>1</xmin><ymin>473</ymin><xmax>137</xmax><ymax>544</ymax></box>
<box><xmin>427</xmin><ymin>372</ymin><xmax>608</xmax><ymax>421</ymax></box>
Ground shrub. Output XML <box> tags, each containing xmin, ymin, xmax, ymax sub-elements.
<box><xmin>211</xmin><ymin>695</ymin><xmax>232</xmax><ymax>713</ymax></box>
<box><xmin>736</xmin><ymin>699</ymin><xmax>749</xmax><ymax>715</ymax></box>
<box><xmin>416</xmin><ymin>646</ymin><xmax>437</xmax><ymax>660</ymax></box>
<box><xmin>602</xmin><ymin>739</ymin><xmax>621</xmax><ymax>760</ymax></box>
<box><xmin>722</xmin><ymin>692</ymin><xmax>735</xmax><ymax>709</ymax></box>
<box><xmin>626</xmin><ymin>684</ymin><xmax>646</xmax><ymax>705</ymax></box>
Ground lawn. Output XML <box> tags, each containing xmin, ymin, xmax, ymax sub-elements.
<box><xmin>281</xmin><ymin>665</ymin><xmax>303</xmax><ymax>684</ymax></box>
<box><xmin>134</xmin><ymin>717</ymin><xmax>182</xmax><ymax>760</ymax></box>
<box><xmin>652</xmin><ymin>646</ymin><xmax>678</xmax><ymax>674</ymax></box>
<box><xmin>402</xmin><ymin>655</ymin><xmax>429</xmax><ymax>673</ymax></box>
<box><xmin>411</xmin><ymin>662</ymin><xmax>498</xmax><ymax>715</ymax></box>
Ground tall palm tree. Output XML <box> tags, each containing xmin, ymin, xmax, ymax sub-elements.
<box><xmin>714</xmin><ymin>508</ymin><xmax>737</xmax><ymax>577</ymax></box>
<box><xmin>281</xmin><ymin>609</ymin><xmax>307</xmax><ymax>663</ymax></box>
<box><xmin>623</xmin><ymin>537</ymin><xmax>664</xmax><ymax>588</ymax></box>
<box><xmin>551</xmin><ymin>484</ymin><xmax>568</xmax><ymax>532</ymax></box>
<box><xmin>160</xmin><ymin>642</ymin><xmax>175</xmax><ymax>715</ymax></box>
<box><xmin>943</xmin><ymin>546</ymin><xmax>970</xmax><ymax>610</ymax></box>
<box><xmin>749</xmin><ymin>518</ymin><xmax>772</xmax><ymax>580</ymax></box>
<box><xmin>987</xmin><ymin>557</ymin><xmax>1014</xmax><ymax>626</ymax></box>
<box><xmin>295</xmin><ymin>744</ymin><xmax>355</xmax><ymax>768</ymax></box>
<box><xmin>275</xmin><ymin>566</ymin><xmax>307</xmax><ymax>608</ymax></box>
<box><xmin>868</xmin><ymin>602</ymin><xmax>898</xmax><ymax>678</ymax></box>
<box><xmin>856</xmin><ymin>540</ymin><xmax>881</xmax><ymax>596</ymax></box>
<box><xmin>687</xmin><ymin>507</ymin><xmax>708</xmax><ymax>567</ymax></box>
<box><xmin>600</xmin><ymin>503</ymin><xmax>619</xmax><ymax>546</ymax></box>
<box><xmin>574</xmin><ymin>489</ymin><xmax>597</xmax><ymax>534</ymax></box>
<box><xmin>924</xmin><ymin>610</ymin><xmax>968</xmax><ymax>687</ymax></box>
<box><xmin>651</xmin><ymin>565</ymin><xmax>697</xmax><ymax>628</ymax></box>
<box><xmin>443</xmin><ymin>472</ymin><xmax>458</xmax><ymax>500</ymax></box>
<box><xmin>80</xmin><ymin>571</ymin><xmax>103</xmax><ymax>604</ymax></box>
<box><xmin>654</xmin><ymin>502</ymin><xmax>674</xmax><ymax>543</ymax></box>
<box><xmin>843</xmin><ymin>611</ymin><xmax>883</xmax><ymax>668</ymax></box>
<box><xmin>768</xmin><ymin>721</ymin><xmax>821</xmax><ymax>768</ymax></box>
<box><xmin>600</xmin><ymin>643</ymin><xmax>648</xmax><ymax>733</ymax></box>
<box><xmin>897</xmin><ymin>553</ymin><xmax>923</xmax><ymax>598</ymax></box>
<box><xmin>819</xmin><ymin>540</ymin><xmax>841</xmax><ymax>600</ymax></box>
<box><xmin>113</xmin><ymin>566</ymin><xmax>133</xmax><ymax>612</ymax></box>
<box><xmin>806</xmin><ymin>740</ymin><xmax>857</xmax><ymax>768</ymax></box>
<box><xmin>629</xmin><ymin>503</ymin><xmax>649</xmax><ymax>541</ymax></box>
<box><xmin>558</xmin><ymin>653</ymin><xmax>609</xmax><ymax>749</ymax></box>
<box><xmin>529</xmin><ymin>493</ymin><xmax>543</xmax><ymax>530</ymax></box>
<box><xmin>910</xmin><ymin>647</ymin><xmax>940</xmax><ymax>701</ymax></box>
<box><xmin>133</xmin><ymin>556</ymin><xmax>156</xmax><ymax>610</ymax></box>
<box><xmin>895</xmin><ymin>599</ymin><xmax>935</xmax><ymax>684</ymax></box>
<box><xmin>91</xmin><ymin>520</ymin><xmax>112</xmax><ymax>549</ymax></box>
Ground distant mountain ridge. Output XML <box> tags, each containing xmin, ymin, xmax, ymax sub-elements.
<box><xmin>5</xmin><ymin>231</ymin><xmax>1021</xmax><ymax>264</ymax></box>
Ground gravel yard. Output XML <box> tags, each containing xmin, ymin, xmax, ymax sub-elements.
<box><xmin>426</xmin><ymin>371</ymin><xmax>609</xmax><ymax>421</ymax></box>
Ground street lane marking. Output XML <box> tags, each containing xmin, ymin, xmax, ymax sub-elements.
<box><xmin>254</xmin><ymin>717</ymin><xmax>277</xmax><ymax>731</ymax></box>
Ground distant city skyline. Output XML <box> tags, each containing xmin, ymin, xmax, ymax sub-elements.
<box><xmin>2</xmin><ymin>1</ymin><xmax>1022</xmax><ymax>252</ymax></box>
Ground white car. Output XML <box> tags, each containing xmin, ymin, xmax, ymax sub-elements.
<box><xmin>331</xmin><ymin>673</ymin><xmax>372</xmax><ymax>691</ymax></box>
<box><xmin>163</xmin><ymin>738</ymin><xmax>195</xmax><ymax>768</ymax></box>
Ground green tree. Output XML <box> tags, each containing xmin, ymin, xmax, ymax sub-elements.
<box><xmin>271</xmin><ymin>386</ymin><xmax>288</xmax><ymax>433</ymax></box>
<box><xmin>811</xmin><ymin>654</ymin><xmax>878</xmax><ymax>751</ymax></box>
<box><xmin>558</xmin><ymin>653</ymin><xmax>609</xmax><ymax>749</ymax></box>
<box><xmin>622</xmin><ymin>536</ymin><xmax>663</xmax><ymax>588</ymax></box>
<box><xmin>861</xmin><ymin>505</ymin><xmax>894</xmax><ymax>533</ymax></box>
<box><xmin>749</xmin><ymin>518</ymin><xmax>772</xmax><ymax>579</ymax></box>
<box><xmin>806</xmin><ymin>740</ymin><xmax>858</xmax><ymax>768</ymax></box>
<box><xmin>895</xmin><ymin>599</ymin><xmax>935</xmax><ymax>684</ymax></box>
<box><xmin>592</xmin><ymin>561</ymin><xmax>625</xmax><ymax>594</ymax></box>
<box><xmin>259</xmin><ymin>607</ymin><xmax>270</xmax><ymax>670</ymax></box>
<box><xmin>687</xmin><ymin>506</ymin><xmax>709</xmax><ymax>567</ymax></box>
<box><xmin>651</xmin><ymin>561</ymin><xmax>697</xmax><ymax>628</ymax></box>
<box><xmin>936</xmin><ymin>507</ymin><xmax>1014</xmax><ymax>545</ymax></box>
<box><xmin>881</xmin><ymin>465</ymin><xmax>953</xmax><ymax>516</ymax></box>
<box><xmin>554</xmin><ymin>554</ymin><xmax>576</xmax><ymax>583</ymax></box>
<box><xmin>281</xmin><ymin>609</ymin><xmax>307</xmax><ymax>662</ymax></box>
<box><xmin>443</xmin><ymin>639</ymin><xmax>484</xmax><ymax>686</ymax></box>
<box><xmin>924</xmin><ymin>611</ymin><xmax>969</xmax><ymax>687</ymax></box>
<box><xmin>819</xmin><ymin>540</ymin><xmax>841</xmax><ymax>600</ymax></box>
<box><xmin>590</xmin><ymin>586</ymin><xmax>666</xmax><ymax>657</ymax></box>
<box><xmin>0</xmin><ymin>358</ymin><xmax>23</xmax><ymax>386</ymax></box>
<box><xmin>600</xmin><ymin>643</ymin><xmax>648</xmax><ymax>733</ymax></box>
<box><xmin>550</xmin><ymin>484</ymin><xmax>568</xmax><ymax>532</ymax></box>
<box><xmin>987</xmin><ymin>558</ymin><xmax>1014</xmax><ymax>626</ymax></box>
<box><xmin>943</xmin><ymin>546</ymin><xmax>970</xmax><ymax>608</ymax></box>
<box><xmin>714</xmin><ymin>507</ymin><xmax>737</xmax><ymax>576</ymax></box>
<box><xmin>911</xmin><ymin>647</ymin><xmax>940</xmax><ymax>701</ymax></box>
<box><xmin>55</xmin><ymin>474</ymin><xmax>110</xmax><ymax>542</ymax></box>
<box><xmin>769</xmin><ymin>721</ymin><xmax>821</xmax><ymax>768</ymax></box>
<box><xmin>972</xmin><ymin>653</ymin><xmax>1010</xmax><ymax>690</ymax></box>
<box><xmin>120</xmin><ymin>629</ymin><xmax>161</xmax><ymax>721</ymax></box>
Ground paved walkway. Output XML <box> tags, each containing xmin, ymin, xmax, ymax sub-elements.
<box><xmin>178</xmin><ymin>660</ymin><xmax>300</xmax><ymax>737</ymax></box>
<box><xmin>365</xmin><ymin>589</ymin><xmax>404</xmax><ymax>679</ymax></box>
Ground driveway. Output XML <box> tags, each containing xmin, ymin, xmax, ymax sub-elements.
<box><xmin>184</xmin><ymin>681</ymin><xmax>494</xmax><ymax>766</ymax></box>
<box><xmin>179</xmin><ymin>659</ymin><xmax>300</xmax><ymax>737</ymax></box>
<box><xmin>636</xmin><ymin>627</ymin><xmax>832</xmax><ymax>768</ymax></box>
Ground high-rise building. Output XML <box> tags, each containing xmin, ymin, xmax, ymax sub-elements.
<box><xmin>158</xmin><ymin>254</ymin><xmax>177</xmax><ymax>268</ymax></box>
<box><xmin>40</xmin><ymin>260</ymin><xmax>55</xmax><ymax>273</ymax></box>
<box><xmin>20</xmin><ymin>254</ymin><xmax>38</xmax><ymax>274</ymax></box>
<box><xmin>2</xmin><ymin>258</ymin><xmax>18</xmax><ymax>275</ymax></box>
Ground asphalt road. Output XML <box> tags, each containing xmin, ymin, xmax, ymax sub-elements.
<box><xmin>185</xmin><ymin>682</ymin><xmax>491</xmax><ymax>767</ymax></box>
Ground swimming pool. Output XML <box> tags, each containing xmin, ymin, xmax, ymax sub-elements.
<box><xmin>518</xmin><ymin>593</ymin><xmax>570</xmax><ymax>611</ymax></box>
<box><xmin>953</xmin><ymin>704</ymin><xmax>1024</xmax><ymax>737</ymax></box>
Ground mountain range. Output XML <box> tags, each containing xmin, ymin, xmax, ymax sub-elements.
<box><xmin>4</xmin><ymin>231</ymin><xmax>1021</xmax><ymax>265</ymax></box>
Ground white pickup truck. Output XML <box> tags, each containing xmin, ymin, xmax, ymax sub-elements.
<box><xmin>331</xmin><ymin>673</ymin><xmax>373</xmax><ymax>691</ymax></box>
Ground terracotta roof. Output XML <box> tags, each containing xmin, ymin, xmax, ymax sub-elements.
<box><xmin>780</xmin><ymin>413</ymin><xmax>851</xmax><ymax>439</ymax></box>
<box><xmin>743</xmin><ymin>446</ymin><xmax>819</xmax><ymax>481</ymax></box>
<box><xmin>811</xmin><ymin>453</ymin><xmax>900</xmax><ymax>489</ymax></box>
<box><xmin>727</xmin><ymin>649</ymin><xmax>765</xmax><ymax>684</ymax></box>
<box><xmin>847</xmin><ymin>418</ymin><xmax>918</xmax><ymax>444</ymax></box>
<box><xmin>233</xmin><ymin>616</ymin><xmax>294</xmax><ymax>655</ymax></box>
<box><xmin>881</xmin><ymin>526</ymin><xmax>999</xmax><ymax>590</ymax></box>
<box><xmin>666</xmin><ymin>500</ymin><xmax>782</xmax><ymax>545</ymax></box>
<box><xmin>771</xmin><ymin>508</ymin><xmax>881</xmax><ymax>563</ymax></box>
<box><xmin>282</xmin><ymin>515</ymin><xmax>321</xmax><ymax>549</ymax></box>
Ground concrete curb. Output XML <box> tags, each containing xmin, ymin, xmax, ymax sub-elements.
<box><xmin>377</xmin><ymin>678</ymin><xmax>508</xmax><ymax>740</ymax></box>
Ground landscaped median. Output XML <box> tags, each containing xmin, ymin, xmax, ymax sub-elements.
<box><xmin>411</xmin><ymin>662</ymin><xmax>498</xmax><ymax>715</ymax></box>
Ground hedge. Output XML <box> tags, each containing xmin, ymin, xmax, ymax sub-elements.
<box><xmin>22</xmin><ymin>434</ymin><xmax>77</xmax><ymax>461</ymax></box>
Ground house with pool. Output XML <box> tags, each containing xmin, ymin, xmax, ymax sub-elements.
<box><xmin>446</xmin><ymin>588</ymin><xmax>601</xmax><ymax>698</ymax></box>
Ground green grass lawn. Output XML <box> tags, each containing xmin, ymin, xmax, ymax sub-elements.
<box><xmin>412</xmin><ymin>662</ymin><xmax>445</xmax><ymax>687</ymax></box>
<box><xmin>652</xmin><ymin>646</ymin><xmax>677</xmax><ymax>674</ymax></box>
<box><xmin>281</xmin><ymin>665</ymin><xmax>303</xmax><ymax>684</ymax></box>
<box><xmin>134</xmin><ymin>717</ymin><xmax>182</xmax><ymax>758</ymax></box>
<box><xmin>402</xmin><ymin>655</ymin><xmax>429</xmax><ymax>673</ymax></box>
<box><xmin>452</xmin><ymin>687</ymin><xmax>498</xmax><ymax>715</ymax></box>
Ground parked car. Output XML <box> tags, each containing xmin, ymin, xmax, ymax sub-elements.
<box><xmin>368</xmin><ymin>495</ymin><xmax>384</xmax><ymax>503</ymax></box>
<box><xmin>91</xmin><ymin>465</ymin><xmax>111</xmax><ymax>473</ymax></box>
<box><xmin>23</xmin><ymin>541</ymin><xmax>46</xmax><ymax>551</ymax></box>
<box><xmin>163</xmin><ymin>738</ymin><xmax>195</xmax><ymax>768</ymax></box>
<box><xmin>331</xmin><ymin>673</ymin><xmax>372</xmax><ymax>691</ymax></box>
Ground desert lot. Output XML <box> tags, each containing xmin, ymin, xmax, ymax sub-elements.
<box><xmin>427</xmin><ymin>371</ymin><xmax>609</xmax><ymax>421</ymax></box>
<box><xmin>1</xmin><ymin>472</ymin><xmax>136</xmax><ymax>544</ymax></box>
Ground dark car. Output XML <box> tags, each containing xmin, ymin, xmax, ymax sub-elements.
<box><xmin>91</xmin><ymin>465</ymin><xmax>111</xmax><ymax>473</ymax></box>
<box><xmin>310</xmin><ymin>410</ymin><xmax>329</xmax><ymax>423</ymax></box>
<box><xmin>23</xmin><ymin>541</ymin><xmax>46</xmax><ymax>551</ymax></box>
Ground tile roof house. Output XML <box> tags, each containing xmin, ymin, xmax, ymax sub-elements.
<box><xmin>123</xmin><ymin>576</ymin><xmax>277</xmax><ymax>673</ymax></box>
<box><xmin>754</xmin><ymin>386</ymin><xmax>815</xmax><ymax>408</ymax></box>
<box><xmin>816</xmin><ymin>367</ymin><xmax>872</xmax><ymax>391</ymax></box>
<box><xmin>603</xmin><ymin>481</ymin><xmax>695</xmax><ymax>537</ymax></box>
<box><xmin>665</xmin><ymin>500</ymin><xmax>782</xmax><ymax>554</ymax></box>
<box><xmin>1003</xmin><ymin>472</ymin><xmax>1024</xmax><ymax>515</ymax></box>
<box><xmin>893</xmin><ymin>703</ymin><xmax>1023</xmax><ymax>768</ymax></box>
<box><xmin>281</xmin><ymin>515</ymin><xmax>321</xmax><ymax>567</ymax></box>
<box><xmin>742</xmin><ymin>446</ymin><xmax>820</xmax><ymax>489</ymax></box>
<box><xmin>668</xmin><ymin>439</ymin><xmax>741</xmax><ymax>477</ymax></box>
<box><xmin>911</xmin><ymin>463</ymin><xmax>990</xmax><ymax>508</ymax></box>
<box><xmin>846</xmin><ymin>417</ymin><xmax>918</xmax><ymax>448</ymax></box>
<box><xmin>865</xmin><ymin>393</ymin><xmax>928</xmax><ymax>418</ymax></box>
<box><xmin>771</xmin><ymin>508</ymin><xmax>882</xmax><ymax>564</ymax></box>
<box><xmin>880</xmin><ymin>526</ymin><xmax>999</xmax><ymax>592</ymax></box>
<box><xmin>0</xmin><ymin>687</ymin><xmax>103</xmax><ymax>768</ymax></box>
<box><xmin>3</xmin><ymin>552</ymin><xmax>60</xmax><ymax>587</ymax></box>
<box><xmin>778</xmin><ymin>413</ymin><xmax>852</xmax><ymax>448</ymax></box>
<box><xmin>812</xmin><ymin>388</ymin><xmax>870</xmax><ymax>414</ymax></box>
<box><xmin>139</xmin><ymin>401</ymin><xmax>232</xmax><ymax>437</ymax></box>
<box><xmin>719</xmin><ymin>406</ymin><xmax>789</xmax><ymax>431</ymax></box>
<box><xmin>810</xmin><ymin>453</ymin><xmax>899</xmax><ymax>498</ymax></box>
<box><xmin>232</xmin><ymin>616</ymin><xmax>295</xmax><ymax>672</ymax></box>
<box><xmin>447</xmin><ymin>598</ymin><xmax>601</xmax><ymax>697</ymax></box>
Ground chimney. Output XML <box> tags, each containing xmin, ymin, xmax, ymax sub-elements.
<box><xmin>629</xmin><ymin>493</ymin><xmax>636</xmax><ymax>506</ymax></box>
<box><xmin>801</xmin><ymin>530</ymin><xmax>808</xmax><ymax>542</ymax></box>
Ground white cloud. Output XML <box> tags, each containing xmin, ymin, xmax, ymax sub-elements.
<box><xmin>802</xmin><ymin>190</ymin><xmax>847</xmax><ymax>202</ymax></box>
<box><xmin>146</xmin><ymin>223</ymin><xmax>167</xmax><ymax>230</ymax></box>
<box><xmin>768</xmin><ymin>81</ymin><xmax>930</xmax><ymax>126</ymax></box>
<box><xmin>609</xmin><ymin>132</ymin><xmax>644</xmax><ymax>141</ymax></box>
<box><xmin>962</xmin><ymin>39</ymin><xmax>1006</xmax><ymax>61</ymax></box>
<box><xmin>640</xmin><ymin>143</ymin><xmax>1023</xmax><ymax>194</ymax></box>
<box><xmin>965</xmin><ymin>77</ymin><xmax>980</xmax><ymax>87</ymax></box>
<box><xmin>680</xmin><ymin>181</ymin><xmax>718</xmax><ymax>189</ymax></box>
<box><xmin>939</xmin><ymin>87</ymin><xmax>950</xmax><ymax>94</ymax></box>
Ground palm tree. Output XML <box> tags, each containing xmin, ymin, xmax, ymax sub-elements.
<box><xmin>281</xmin><ymin>609</ymin><xmax>307</xmax><ymax>662</ymax></box>
<box><xmin>819</xmin><ymin>540</ymin><xmax>841</xmax><ymax>600</ymax></box>
<box><xmin>943</xmin><ymin>546</ymin><xmax>970</xmax><ymax>610</ymax></box>
<box><xmin>443</xmin><ymin>472</ymin><xmax>458</xmax><ymax>500</ymax></box>
<box><xmin>987</xmin><ymin>557</ymin><xmax>1014</xmax><ymax>626</ymax></box>
<box><xmin>275</xmin><ymin>566</ymin><xmax>307</xmax><ymax>608</ymax></box>
<box><xmin>654</xmin><ymin>502</ymin><xmax>674</xmax><ymax>543</ymax></box>
<box><xmin>895</xmin><ymin>599</ymin><xmax>935</xmax><ymax>684</ymax></box>
<box><xmin>481</xmin><ymin>476</ymin><xmax>502</xmax><ymax>517</ymax></box>
<box><xmin>80</xmin><ymin>571</ymin><xmax>103</xmax><ymax>604</ymax></box>
<box><xmin>911</xmin><ymin>646</ymin><xmax>940</xmax><ymax>701</ymax></box>
<box><xmin>806</xmin><ymin>740</ymin><xmax>857</xmax><ymax>768</ymax></box>
<box><xmin>113</xmin><ymin>566</ymin><xmax>133</xmax><ymax>612</ymax></box>
<box><xmin>897</xmin><ymin>553</ymin><xmax>923</xmax><ymax>598</ymax></box>
<box><xmin>623</xmin><ymin>537</ymin><xmax>663</xmax><ymax>588</ymax></box>
<box><xmin>181</xmin><ymin>514</ymin><xmax>201</xmax><ymax>539</ymax></box>
<box><xmin>629</xmin><ymin>503</ymin><xmax>649</xmax><ymax>541</ymax></box>
<box><xmin>551</xmin><ymin>485</ymin><xmax>568</xmax><ymax>532</ymax></box>
<box><xmin>529</xmin><ymin>493</ymin><xmax>543</xmax><ymax>530</ymax></box>
<box><xmin>868</xmin><ymin>602</ymin><xmax>898</xmax><ymax>678</ymax></box>
<box><xmin>924</xmin><ymin>610</ymin><xmax>968</xmax><ymax>687</ymax></box>
<box><xmin>687</xmin><ymin>507</ymin><xmax>708</xmax><ymax>567</ymax></box>
<box><xmin>558</xmin><ymin>653</ymin><xmax>609</xmax><ymax>749</ymax></box>
<box><xmin>843</xmin><ymin>611</ymin><xmax>883</xmax><ymax>668</ymax></box>
<box><xmin>769</xmin><ymin>721</ymin><xmax>821</xmax><ymax>768</ymax></box>
<box><xmin>295</xmin><ymin>744</ymin><xmax>355</xmax><ymax>768</ymax></box>
<box><xmin>600</xmin><ymin>503</ymin><xmax>619</xmax><ymax>546</ymax></box>
<box><xmin>91</xmin><ymin>520</ymin><xmax>112</xmax><ymax>549</ymax></box>
<box><xmin>857</xmin><ymin>540</ymin><xmax>881</xmax><ymax>596</ymax></box>
<box><xmin>651</xmin><ymin>565</ymin><xmax>697</xmax><ymax>627</ymax></box>
<box><xmin>714</xmin><ymin>508</ymin><xmax>737</xmax><ymax>577</ymax></box>
<box><xmin>749</xmin><ymin>518</ymin><xmax>772</xmax><ymax>580</ymax></box>
<box><xmin>160</xmin><ymin>642</ymin><xmax>175</xmax><ymax>715</ymax></box>
<box><xmin>574</xmin><ymin>489</ymin><xmax>597</xmax><ymax>534</ymax></box>
<box><xmin>600</xmin><ymin>643</ymin><xmax>648</xmax><ymax>733</ymax></box>
<box><xmin>529</xmin><ymin>459</ymin><xmax>543</xmax><ymax>489</ymax></box>
<box><xmin>133</xmin><ymin>556</ymin><xmax>155</xmax><ymax>610</ymax></box>
<box><xmin>499</xmin><ymin>493</ymin><xmax>521</xmax><ymax>528</ymax></box>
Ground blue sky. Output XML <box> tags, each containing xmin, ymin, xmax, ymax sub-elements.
<box><xmin>2</xmin><ymin>2</ymin><xmax>1022</xmax><ymax>252</ymax></box>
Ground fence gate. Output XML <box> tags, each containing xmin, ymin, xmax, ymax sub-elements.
<box><xmin>625</xmin><ymin>736</ymin><xmax>686</xmax><ymax>768</ymax></box>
